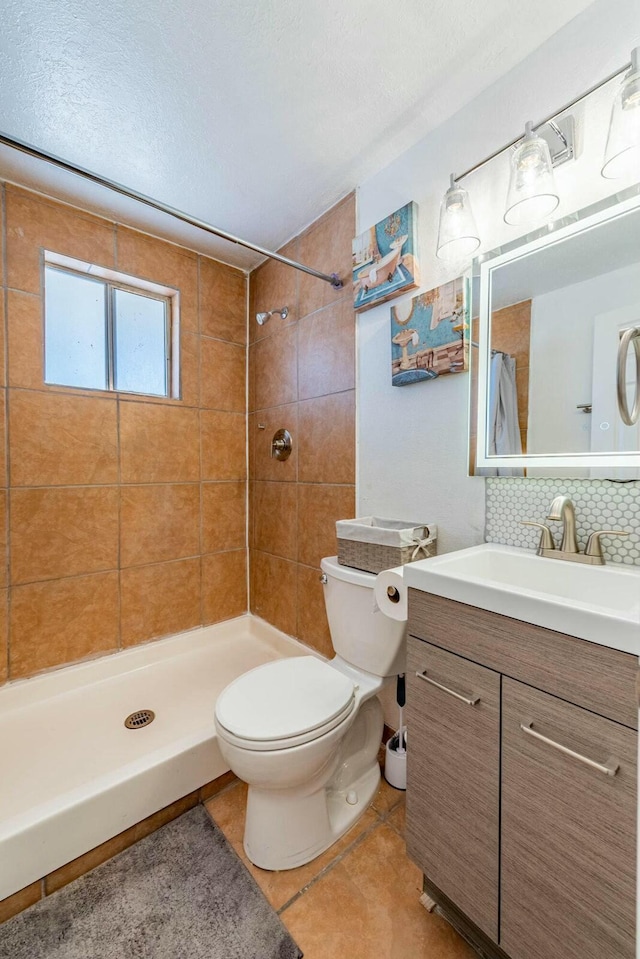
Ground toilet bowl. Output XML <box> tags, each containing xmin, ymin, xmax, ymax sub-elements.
<box><xmin>214</xmin><ymin>556</ymin><xmax>407</xmax><ymax>871</ymax></box>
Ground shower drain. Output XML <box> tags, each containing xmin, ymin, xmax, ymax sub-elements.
<box><xmin>124</xmin><ymin>709</ymin><xmax>156</xmax><ymax>729</ymax></box>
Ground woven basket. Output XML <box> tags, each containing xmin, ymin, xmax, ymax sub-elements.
<box><xmin>337</xmin><ymin>537</ymin><xmax>437</xmax><ymax>575</ymax></box>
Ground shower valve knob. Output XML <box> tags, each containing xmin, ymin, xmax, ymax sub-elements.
<box><xmin>271</xmin><ymin>429</ymin><xmax>293</xmax><ymax>461</ymax></box>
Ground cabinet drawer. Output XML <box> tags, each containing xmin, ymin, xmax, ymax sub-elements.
<box><xmin>406</xmin><ymin>636</ymin><xmax>500</xmax><ymax>941</ymax></box>
<box><xmin>501</xmin><ymin>678</ymin><xmax>636</xmax><ymax>959</ymax></box>
<box><xmin>408</xmin><ymin>589</ymin><xmax>638</xmax><ymax>729</ymax></box>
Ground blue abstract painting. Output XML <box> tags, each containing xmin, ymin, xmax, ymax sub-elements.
<box><xmin>352</xmin><ymin>202</ymin><xmax>419</xmax><ymax>313</ymax></box>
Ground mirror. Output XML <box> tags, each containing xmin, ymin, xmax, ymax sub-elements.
<box><xmin>470</xmin><ymin>186</ymin><xmax>640</xmax><ymax>478</ymax></box>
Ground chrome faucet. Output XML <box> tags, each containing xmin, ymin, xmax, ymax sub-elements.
<box><xmin>546</xmin><ymin>495</ymin><xmax>579</xmax><ymax>553</ymax></box>
<box><xmin>521</xmin><ymin>495</ymin><xmax>629</xmax><ymax>566</ymax></box>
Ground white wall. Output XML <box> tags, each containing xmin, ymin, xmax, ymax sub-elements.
<box><xmin>356</xmin><ymin>0</ymin><xmax>640</xmax><ymax>554</ymax></box>
<box><xmin>528</xmin><ymin>262</ymin><xmax>640</xmax><ymax>456</ymax></box>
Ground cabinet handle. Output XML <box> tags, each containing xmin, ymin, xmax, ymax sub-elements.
<box><xmin>520</xmin><ymin>722</ymin><xmax>620</xmax><ymax>777</ymax></box>
<box><xmin>415</xmin><ymin>670</ymin><xmax>480</xmax><ymax>706</ymax></box>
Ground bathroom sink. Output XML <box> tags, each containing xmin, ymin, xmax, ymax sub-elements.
<box><xmin>403</xmin><ymin>544</ymin><xmax>640</xmax><ymax>654</ymax></box>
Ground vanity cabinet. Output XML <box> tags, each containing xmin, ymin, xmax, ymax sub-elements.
<box><xmin>406</xmin><ymin>640</ymin><xmax>500</xmax><ymax>940</ymax></box>
<box><xmin>501</xmin><ymin>678</ymin><xmax>636</xmax><ymax>959</ymax></box>
<box><xmin>406</xmin><ymin>589</ymin><xmax>638</xmax><ymax>959</ymax></box>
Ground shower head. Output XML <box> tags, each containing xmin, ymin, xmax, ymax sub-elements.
<box><xmin>256</xmin><ymin>306</ymin><xmax>289</xmax><ymax>325</ymax></box>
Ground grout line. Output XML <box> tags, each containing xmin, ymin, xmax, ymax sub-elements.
<box><xmin>277</xmin><ymin>814</ymin><xmax>383</xmax><ymax>916</ymax></box>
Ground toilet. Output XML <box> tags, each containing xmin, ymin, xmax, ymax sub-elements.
<box><xmin>214</xmin><ymin>555</ymin><xmax>407</xmax><ymax>871</ymax></box>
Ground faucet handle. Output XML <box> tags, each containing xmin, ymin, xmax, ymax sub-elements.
<box><xmin>585</xmin><ymin>530</ymin><xmax>629</xmax><ymax>560</ymax></box>
<box><xmin>520</xmin><ymin>521</ymin><xmax>555</xmax><ymax>552</ymax></box>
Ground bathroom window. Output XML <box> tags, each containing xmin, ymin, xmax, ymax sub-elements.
<box><xmin>43</xmin><ymin>252</ymin><xmax>180</xmax><ymax>398</ymax></box>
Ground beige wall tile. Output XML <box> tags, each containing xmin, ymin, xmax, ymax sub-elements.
<box><xmin>298</xmin><ymin>299</ymin><xmax>355</xmax><ymax>400</ymax></box>
<box><xmin>134</xmin><ymin>791</ymin><xmax>200</xmax><ymax>841</ymax></box>
<box><xmin>249</xmin><ymin>239</ymin><xmax>299</xmax><ymax>344</ymax></box>
<box><xmin>7</xmin><ymin>290</ymin><xmax>44</xmax><ymax>390</ymax></box>
<box><xmin>298</xmin><ymin>194</ymin><xmax>354</xmax><ymax>318</ymax></box>
<box><xmin>297</xmin><ymin>484</ymin><xmax>354</xmax><ymax>567</ymax></box>
<box><xmin>5</xmin><ymin>187</ymin><xmax>116</xmax><ymax>295</ymax></box>
<box><xmin>179</xmin><ymin>330</ymin><xmax>201</xmax><ymax>407</ymax></box>
<box><xmin>200</xmin><ymin>337</ymin><xmax>245</xmax><ymax>412</ymax></box>
<box><xmin>119</xmin><ymin>402</ymin><xmax>200</xmax><ymax>484</ymax></box>
<box><xmin>296</xmin><ymin>563</ymin><xmax>333</xmax><ymax>657</ymax></box>
<box><xmin>201</xmin><ymin>410</ymin><xmax>246</xmax><ymax>481</ymax></box>
<box><xmin>0</xmin><ymin>185</ymin><xmax>3</xmax><ymax>286</ymax></box>
<box><xmin>9</xmin><ymin>389</ymin><xmax>118</xmax><ymax>487</ymax></box>
<box><xmin>10</xmin><ymin>487</ymin><xmax>119</xmax><ymax>585</ymax></box>
<box><xmin>249</xmin><ymin>406</ymin><xmax>298</xmax><ymax>483</ymax></box>
<box><xmin>199</xmin><ymin>770</ymin><xmax>237</xmax><ymax>802</ymax></box>
<box><xmin>120</xmin><ymin>484</ymin><xmax>200</xmax><ymax>568</ymax></box>
<box><xmin>0</xmin><ymin>589</ymin><xmax>7</xmax><ymax>684</ymax></box>
<box><xmin>0</xmin><ymin>881</ymin><xmax>42</xmax><ymax>924</ymax></box>
<box><xmin>249</xmin><ymin>549</ymin><xmax>296</xmax><ymax>635</ymax></box>
<box><xmin>10</xmin><ymin>571</ymin><xmax>120</xmax><ymax>678</ymax></box>
<box><xmin>250</xmin><ymin>324</ymin><xmax>297</xmax><ymax>411</ymax></box>
<box><xmin>116</xmin><ymin>226</ymin><xmax>198</xmax><ymax>332</ymax></box>
<box><xmin>201</xmin><ymin>549</ymin><xmax>248</xmax><ymax>624</ymax></box>
<box><xmin>298</xmin><ymin>391</ymin><xmax>355</xmax><ymax>484</ymax></box>
<box><xmin>120</xmin><ymin>557</ymin><xmax>201</xmax><ymax>647</ymax></box>
<box><xmin>0</xmin><ymin>295</ymin><xmax>7</xmax><ymax>387</ymax></box>
<box><xmin>199</xmin><ymin>257</ymin><xmax>247</xmax><ymax>345</ymax></box>
<box><xmin>201</xmin><ymin>482</ymin><xmax>246</xmax><ymax>553</ymax></box>
<box><xmin>0</xmin><ymin>493</ymin><xmax>8</xmax><ymax>590</ymax></box>
<box><xmin>0</xmin><ymin>395</ymin><xmax>6</xmax><ymax>488</ymax></box>
<box><xmin>251</xmin><ymin>481</ymin><xmax>297</xmax><ymax>559</ymax></box>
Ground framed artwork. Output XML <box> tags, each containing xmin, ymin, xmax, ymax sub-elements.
<box><xmin>390</xmin><ymin>276</ymin><xmax>467</xmax><ymax>386</ymax></box>
<box><xmin>352</xmin><ymin>202</ymin><xmax>419</xmax><ymax>313</ymax></box>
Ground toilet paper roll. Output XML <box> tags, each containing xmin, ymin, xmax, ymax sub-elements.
<box><xmin>374</xmin><ymin>566</ymin><xmax>408</xmax><ymax>622</ymax></box>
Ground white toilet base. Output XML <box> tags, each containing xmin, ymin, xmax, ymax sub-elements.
<box><xmin>242</xmin><ymin>695</ymin><xmax>384</xmax><ymax>871</ymax></box>
<box><xmin>244</xmin><ymin>763</ymin><xmax>380</xmax><ymax>871</ymax></box>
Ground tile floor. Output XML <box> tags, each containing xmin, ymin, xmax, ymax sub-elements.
<box><xmin>205</xmin><ymin>767</ymin><xmax>476</xmax><ymax>959</ymax></box>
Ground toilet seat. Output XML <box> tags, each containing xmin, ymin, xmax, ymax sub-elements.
<box><xmin>215</xmin><ymin>656</ymin><xmax>357</xmax><ymax>751</ymax></box>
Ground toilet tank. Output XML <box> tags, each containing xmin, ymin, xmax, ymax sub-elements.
<box><xmin>320</xmin><ymin>556</ymin><xmax>406</xmax><ymax>678</ymax></box>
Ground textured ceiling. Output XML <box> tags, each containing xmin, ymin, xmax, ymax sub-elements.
<box><xmin>0</xmin><ymin>0</ymin><xmax>594</xmax><ymax>269</ymax></box>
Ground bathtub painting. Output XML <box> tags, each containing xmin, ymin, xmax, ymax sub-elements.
<box><xmin>352</xmin><ymin>202</ymin><xmax>419</xmax><ymax>313</ymax></box>
<box><xmin>0</xmin><ymin>616</ymin><xmax>308</xmax><ymax>902</ymax></box>
<box><xmin>390</xmin><ymin>276</ymin><xmax>468</xmax><ymax>386</ymax></box>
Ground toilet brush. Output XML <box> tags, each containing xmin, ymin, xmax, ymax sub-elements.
<box><xmin>396</xmin><ymin>673</ymin><xmax>406</xmax><ymax>753</ymax></box>
<box><xmin>384</xmin><ymin>674</ymin><xmax>407</xmax><ymax>789</ymax></box>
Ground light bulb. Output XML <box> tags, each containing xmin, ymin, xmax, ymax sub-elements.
<box><xmin>436</xmin><ymin>174</ymin><xmax>481</xmax><ymax>261</ymax></box>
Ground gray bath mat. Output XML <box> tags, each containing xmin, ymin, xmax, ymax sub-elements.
<box><xmin>0</xmin><ymin>804</ymin><xmax>302</xmax><ymax>959</ymax></box>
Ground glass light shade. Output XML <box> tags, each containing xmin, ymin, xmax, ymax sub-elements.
<box><xmin>436</xmin><ymin>175</ymin><xmax>480</xmax><ymax>260</ymax></box>
<box><xmin>504</xmin><ymin>122</ymin><xmax>559</xmax><ymax>226</ymax></box>
<box><xmin>601</xmin><ymin>48</ymin><xmax>640</xmax><ymax>180</ymax></box>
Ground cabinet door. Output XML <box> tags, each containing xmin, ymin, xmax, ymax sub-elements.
<box><xmin>501</xmin><ymin>677</ymin><xmax>636</xmax><ymax>959</ymax></box>
<box><xmin>406</xmin><ymin>636</ymin><xmax>501</xmax><ymax>941</ymax></box>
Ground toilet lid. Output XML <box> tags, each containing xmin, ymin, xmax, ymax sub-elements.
<box><xmin>215</xmin><ymin>657</ymin><xmax>356</xmax><ymax>743</ymax></box>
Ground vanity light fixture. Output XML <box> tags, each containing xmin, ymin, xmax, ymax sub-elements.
<box><xmin>435</xmin><ymin>174</ymin><xmax>481</xmax><ymax>260</ymax></box>
<box><xmin>504</xmin><ymin>122</ymin><xmax>560</xmax><ymax>226</ymax></box>
<box><xmin>601</xmin><ymin>47</ymin><xmax>640</xmax><ymax>179</ymax></box>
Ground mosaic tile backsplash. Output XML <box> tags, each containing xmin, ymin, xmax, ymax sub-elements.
<box><xmin>486</xmin><ymin>478</ymin><xmax>640</xmax><ymax>566</ymax></box>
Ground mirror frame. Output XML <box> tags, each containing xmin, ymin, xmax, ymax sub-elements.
<box><xmin>473</xmin><ymin>184</ymin><xmax>640</xmax><ymax>472</ymax></box>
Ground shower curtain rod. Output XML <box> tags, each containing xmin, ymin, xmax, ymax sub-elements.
<box><xmin>0</xmin><ymin>131</ymin><xmax>344</xmax><ymax>289</ymax></box>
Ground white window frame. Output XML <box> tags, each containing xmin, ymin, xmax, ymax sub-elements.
<box><xmin>43</xmin><ymin>251</ymin><xmax>181</xmax><ymax>399</ymax></box>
